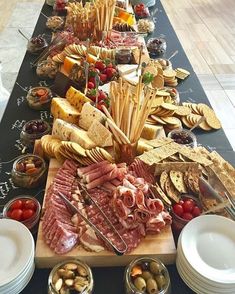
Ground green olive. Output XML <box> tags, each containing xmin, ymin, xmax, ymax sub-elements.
<box><xmin>134</xmin><ymin>277</ymin><xmax>146</xmax><ymax>292</ymax></box>
<box><xmin>141</xmin><ymin>271</ymin><xmax>153</xmax><ymax>281</ymax></box>
<box><xmin>155</xmin><ymin>274</ymin><xmax>166</xmax><ymax>289</ymax></box>
<box><xmin>149</xmin><ymin>262</ymin><xmax>162</xmax><ymax>274</ymax></box>
<box><xmin>146</xmin><ymin>278</ymin><xmax>158</xmax><ymax>294</ymax></box>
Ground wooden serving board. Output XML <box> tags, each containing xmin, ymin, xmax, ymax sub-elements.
<box><xmin>35</xmin><ymin>159</ymin><xmax>176</xmax><ymax>268</ymax></box>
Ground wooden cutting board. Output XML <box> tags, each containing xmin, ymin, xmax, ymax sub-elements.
<box><xmin>35</xmin><ymin>159</ymin><xmax>176</xmax><ymax>268</ymax></box>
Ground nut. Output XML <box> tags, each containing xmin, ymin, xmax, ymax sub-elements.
<box><xmin>52</xmin><ymin>271</ymin><xmax>60</xmax><ymax>284</ymax></box>
<box><xmin>65</xmin><ymin>279</ymin><xmax>74</xmax><ymax>287</ymax></box>
<box><xmin>74</xmin><ymin>283</ymin><xmax>87</xmax><ymax>292</ymax></box>
<box><xmin>64</xmin><ymin>263</ymin><xmax>78</xmax><ymax>271</ymax></box>
<box><xmin>55</xmin><ymin>278</ymin><xmax>63</xmax><ymax>291</ymax></box>
<box><xmin>77</xmin><ymin>265</ymin><xmax>87</xmax><ymax>277</ymax></box>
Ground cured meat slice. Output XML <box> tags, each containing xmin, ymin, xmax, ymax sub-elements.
<box><xmin>113</xmin><ymin>199</ymin><xmax>131</xmax><ymax>219</ymax></box>
<box><xmin>135</xmin><ymin>190</ymin><xmax>147</xmax><ymax>211</ymax></box>
<box><xmin>146</xmin><ymin>214</ymin><xmax>165</xmax><ymax>234</ymax></box>
<box><xmin>54</xmin><ymin>227</ymin><xmax>78</xmax><ymax>254</ymax></box>
<box><xmin>101</xmin><ymin>182</ymin><xmax>117</xmax><ymax>193</ymax></box>
<box><xmin>80</xmin><ymin>228</ymin><xmax>105</xmax><ymax>252</ymax></box>
<box><xmin>121</xmin><ymin>189</ymin><xmax>136</xmax><ymax>208</ymax></box>
<box><xmin>129</xmin><ymin>158</ymin><xmax>155</xmax><ymax>184</ymax></box>
<box><xmin>84</xmin><ymin>163</ymin><xmax>115</xmax><ymax>183</ymax></box>
<box><xmin>161</xmin><ymin>210</ymin><xmax>172</xmax><ymax>225</ymax></box>
<box><xmin>86</xmin><ymin>167</ymin><xmax>119</xmax><ymax>190</ymax></box>
<box><xmin>134</xmin><ymin>209</ymin><xmax>151</xmax><ymax>223</ymax></box>
<box><xmin>145</xmin><ymin>198</ymin><xmax>164</xmax><ymax>215</ymax></box>
<box><xmin>77</xmin><ymin>161</ymin><xmax>109</xmax><ymax>177</ymax></box>
<box><xmin>122</xmin><ymin>178</ymin><xmax>137</xmax><ymax>190</ymax></box>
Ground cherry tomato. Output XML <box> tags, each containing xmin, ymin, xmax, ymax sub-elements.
<box><xmin>22</xmin><ymin>209</ymin><xmax>35</xmax><ymax>220</ymax></box>
<box><xmin>173</xmin><ymin>204</ymin><xmax>184</xmax><ymax>217</ymax></box>
<box><xmin>186</xmin><ymin>198</ymin><xmax>196</xmax><ymax>207</ymax></box>
<box><xmin>182</xmin><ymin>200</ymin><xmax>194</xmax><ymax>212</ymax></box>
<box><xmin>179</xmin><ymin>200</ymin><xmax>184</xmax><ymax>206</ymax></box>
<box><xmin>182</xmin><ymin>212</ymin><xmax>193</xmax><ymax>221</ymax></box>
<box><xmin>10</xmin><ymin>209</ymin><xmax>23</xmax><ymax>221</ymax></box>
<box><xmin>24</xmin><ymin>200</ymin><xmax>37</xmax><ymax>211</ymax></box>
<box><xmin>192</xmin><ymin>206</ymin><xmax>201</xmax><ymax>217</ymax></box>
<box><xmin>10</xmin><ymin>199</ymin><xmax>23</xmax><ymax>210</ymax></box>
<box><xmin>7</xmin><ymin>210</ymin><xmax>12</xmax><ymax>218</ymax></box>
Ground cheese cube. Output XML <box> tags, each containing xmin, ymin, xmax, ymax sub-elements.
<box><xmin>66</xmin><ymin>87</ymin><xmax>92</xmax><ymax>112</ymax></box>
<box><xmin>141</xmin><ymin>124</ymin><xmax>166</xmax><ymax>140</ymax></box>
<box><xmin>51</xmin><ymin>98</ymin><xmax>80</xmax><ymax>125</ymax></box>
<box><xmin>79</xmin><ymin>102</ymin><xmax>105</xmax><ymax>130</ymax></box>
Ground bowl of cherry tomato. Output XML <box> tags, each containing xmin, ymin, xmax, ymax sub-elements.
<box><xmin>3</xmin><ymin>196</ymin><xmax>41</xmax><ymax>233</ymax></box>
<box><xmin>171</xmin><ymin>195</ymin><xmax>202</xmax><ymax>234</ymax></box>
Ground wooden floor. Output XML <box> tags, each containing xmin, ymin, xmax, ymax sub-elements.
<box><xmin>0</xmin><ymin>0</ymin><xmax>235</xmax><ymax>148</ymax></box>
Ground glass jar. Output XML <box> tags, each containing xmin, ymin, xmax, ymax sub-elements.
<box><xmin>125</xmin><ymin>257</ymin><xmax>171</xmax><ymax>294</ymax></box>
<box><xmin>168</xmin><ymin>128</ymin><xmax>197</xmax><ymax>148</ymax></box>
<box><xmin>11</xmin><ymin>154</ymin><xmax>47</xmax><ymax>188</ymax></box>
<box><xmin>46</xmin><ymin>16</ymin><xmax>64</xmax><ymax>31</ymax></box>
<box><xmin>3</xmin><ymin>195</ymin><xmax>41</xmax><ymax>233</ymax></box>
<box><xmin>48</xmin><ymin>259</ymin><xmax>94</xmax><ymax>294</ymax></box>
<box><xmin>26</xmin><ymin>86</ymin><xmax>53</xmax><ymax>110</ymax></box>
<box><xmin>36</xmin><ymin>59</ymin><xmax>59</xmax><ymax>79</ymax></box>
<box><xmin>156</xmin><ymin>58</ymin><xmax>172</xmax><ymax>70</ymax></box>
<box><xmin>171</xmin><ymin>195</ymin><xmax>202</xmax><ymax>236</ymax></box>
<box><xmin>20</xmin><ymin>119</ymin><xmax>51</xmax><ymax>148</ymax></box>
<box><xmin>27</xmin><ymin>34</ymin><xmax>48</xmax><ymax>54</ymax></box>
<box><xmin>113</xmin><ymin>141</ymin><xmax>138</xmax><ymax>164</ymax></box>
<box><xmin>147</xmin><ymin>38</ymin><xmax>167</xmax><ymax>57</ymax></box>
<box><xmin>115</xmin><ymin>48</ymin><xmax>132</xmax><ymax>64</ymax></box>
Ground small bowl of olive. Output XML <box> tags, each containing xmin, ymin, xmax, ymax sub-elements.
<box><xmin>125</xmin><ymin>257</ymin><xmax>171</xmax><ymax>294</ymax></box>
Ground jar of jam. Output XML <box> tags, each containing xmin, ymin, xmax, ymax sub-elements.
<box><xmin>36</xmin><ymin>59</ymin><xmax>59</xmax><ymax>79</ymax></box>
<box><xmin>115</xmin><ymin>48</ymin><xmax>132</xmax><ymax>64</ymax></box>
<box><xmin>168</xmin><ymin>128</ymin><xmax>197</xmax><ymax>148</ymax></box>
<box><xmin>27</xmin><ymin>34</ymin><xmax>48</xmax><ymax>54</ymax></box>
<box><xmin>147</xmin><ymin>38</ymin><xmax>167</xmax><ymax>57</ymax></box>
<box><xmin>20</xmin><ymin>119</ymin><xmax>51</xmax><ymax>148</ymax></box>
<box><xmin>11</xmin><ymin>154</ymin><xmax>47</xmax><ymax>189</ymax></box>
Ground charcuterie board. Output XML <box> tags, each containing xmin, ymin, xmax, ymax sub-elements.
<box><xmin>35</xmin><ymin>159</ymin><xmax>176</xmax><ymax>268</ymax></box>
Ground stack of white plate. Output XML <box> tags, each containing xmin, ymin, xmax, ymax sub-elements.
<box><xmin>176</xmin><ymin>215</ymin><xmax>235</xmax><ymax>294</ymax></box>
<box><xmin>0</xmin><ymin>219</ymin><xmax>35</xmax><ymax>294</ymax></box>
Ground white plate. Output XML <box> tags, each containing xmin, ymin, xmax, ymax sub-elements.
<box><xmin>181</xmin><ymin>215</ymin><xmax>235</xmax><ymax>284</ymax></box>
<box><xmin>178</xmin><ymin>234</ymin><xmax>235</xmax><ymax>289</ymax></box>
<box><xmin>0</xmin><ymin>219</ymin><xmax>34</xmax><ymax>287</ymax></box>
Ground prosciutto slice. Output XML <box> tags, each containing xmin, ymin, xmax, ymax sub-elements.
<box><xmin>134</xmin><ymin>209</ymin><xmax>151</xmax><ymax>223</ymax></box>
<box><xmin>77</xmin><ymin>161</ymin><xmax>109</xmax><ymax>177</ymax></box>
<box><xmin>145</xmin><ymin>198</ymin><xmax>164</xmax><ymax>215</ymax></box>
<box><xmin>114</xmin><ymin>199</ymin><xmax>131</xmax><ymax>219</ymax></box>
<box><xmin>146</xmin><ymin>213</ymin><xmax>165</xmax><ymax>234</ymax></box>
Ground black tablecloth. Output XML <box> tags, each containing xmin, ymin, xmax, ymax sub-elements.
<box><xmin>0</xmin><ymin>1</ymin><xmax>234</xmax><ymax>293</ymax></box>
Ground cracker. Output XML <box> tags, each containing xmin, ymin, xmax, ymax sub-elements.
<box><xmin>170</xmin><ymin>170</ymin><xmax>188</xmax><ymax>193</ymax></box>
<box><xmin>164</xmin><ymin>176</ymin><xmax>180</xmax><ymax>203</ymax></box>
<box><xmin>205</xmin><ymin>113</ymin><xmax>221</xmax><ymax>129</ymax></box>
<box><xmin>174</xmin><ymin>106</ymin><xmax>191</xmax><ymax>116</ymax></box>
<box><xmin>160</xmin><ymin>171</ymin><xmax>168</xmax><ymax>191</ymax></box>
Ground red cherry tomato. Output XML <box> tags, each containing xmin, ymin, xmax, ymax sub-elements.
<box><xmin>10</xmin><ymin>199</ymin><xmax>23</xmax><ymax>210</ymax></box>
<box><xmin>7</xmin><ymin>210</ymin><xmax>12</xmax><ymax>218</ymax></box>
<box><xmin>179</xmin><ymin>200</ymin><xmax>184</xmax><ymax>206</ymax></box>
<box><xmin>22</xmin><ymin>209</ymin><xmax>35</xmax><ymax>220</ymax></box>
<box><xmin>192</xmin><ymin>206</ymin><xmax>201</xmax><ymax>217</ymax></box>
<box><xmin>10</xmin><ymin>209</ymin><xmax>23</xmax><ymax>221</ymax></box>
<box><xmin>186</xmin><ymin>198</ymin><xmax>196</xmax><ymax>207</ymax></box>
<box><xmin>24</xmin><ymin>200</ymin><xmax>37</xmax><ymax>211</ymax></box>
<box><xmin>182</xmin><ymin>200</ymin><xmax>194</xmax><ymax>213</ymax></box>
<box><xmin>173</xmin><ymin>204</ymin><xmax>184</xmax><ymax>217</ymax></box>
<box><xmin>182</xmin><ymin>212</ymin><xmax>193</xmax><ymax>221</ymax></box>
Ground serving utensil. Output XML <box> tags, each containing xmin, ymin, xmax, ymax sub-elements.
<box><xmin>18</xmin><ymin>29</ymin><xmax>29</xmax><ymax>41</ymax></box>
<box><xmin>188</xmin><ymin>116</ymin><xmax>206</xmax><ymax>132</ymax></box>
<box><xmin>168</xmin><ymin>50</ymin><xmax>178</xmax><ymax>61</ymax></box>
<box><xmin>58</xmin><ymin>188</ymin><xmax>127</xmax><ymax>255</ymax></box>
<box><xmin>199</xmin><ymin>177</ymin><xmax>235</xmax><ymax>220</ymax></box>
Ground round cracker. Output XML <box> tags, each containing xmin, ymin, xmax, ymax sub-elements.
<box><xmin>182</xmin><ymin>116</ymin><xmax>193</xmax><ymax>128</ymax></box>
<box><xmin>163</xmin><ymin>69</ymin><xmax>176</xmax><ymax>78</ymax></box>
<box><xmin>161</xmin><ymin>116</ymin><xmax>181</xmax><ymax>125</ymax></box>
<box><xmin>205</xmin><ymin>113</ymin><xmax>221</xmax><ymax>129</ymax></box>
<box><xmin>199</xmin><ymin>119</ymin><xmax>212</xmax><ymax>131</ymax></box>
<box><xmin>174</xmin><ymin>106</ymin><xmax>191</xmax><ymax>116</ymax></box>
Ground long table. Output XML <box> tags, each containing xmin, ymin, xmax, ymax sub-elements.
<box><xmin>0</xmin><ymin>1</ymin><xmax>234</xmax><ymax>293</ymax></box>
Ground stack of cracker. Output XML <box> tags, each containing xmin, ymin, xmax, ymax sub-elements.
<box><xmin>181</xmin><ymin>102</ymin><xmax>221</xmax><ymax>130</ymax></box>
<box><xmin>40</xmin><ymin>135</ymin><xmax>114</xmax><ymax>165</ymax></box>
<box><xmin>163</xmin><ymin>69</ymin><xmax>178</xmax><ymax>87</ymax></box>
<box><xmin>175</xmin><ymin>68</ymin><xmax>190</xmax><ymax>80</ymax></box>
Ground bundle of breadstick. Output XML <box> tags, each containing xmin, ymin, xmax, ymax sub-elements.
<box><xmin>94</xmin><ymin>0</ymin><xmax>116</xmax><ymax>32</ymax></box>
<box><xmin>102</xmin><ymin>78</ymin><xmax>156</xmax><ymax>144</ymax></box>
<box><xmin>65</xmin><ymin>2</ymin><xmax>96</xmax><ymax>39</ymax></box>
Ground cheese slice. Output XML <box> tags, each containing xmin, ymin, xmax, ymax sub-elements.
<box><xmin>137</xmin><ymin>139</ymin><xmax>154</xmax><ymax>155</ymax></box>
<box><xmin>52</xmin><ymin>118</ymin><xmax>96</xmax><ymax>149</ymax></box>
<box><xmin>51</xmin><ymin>98</ymin><xmax>80</xmax><ymax>125</ymax></box>
<box><xmin>141</xmin><ymin>124</ymin><xmax>166</xmax><ymax>140</ymax></box>
<box><xmin>63</xmin><ymin>56</ymin><xmax>80</xmax><ymax>75</ymax></box>
<box><xmin>66</xmin><ymin>87</ymin><xmax>92</xmax><ymax>112</ymax></box>
<box><xmin>87</xmin><ymin>120</ymin><xmax>113</xmax><ymax>147</ymax></box>
<box><xmin>79</xmin><ymin>102</ymin><xmax>105</xmax><ymax>130</ymax></box>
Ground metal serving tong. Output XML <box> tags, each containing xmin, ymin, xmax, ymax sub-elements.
<box><xmin>58</xmin><ymin>187</ymin><xmax>128</xmax><ymax>256</ymax></box>
<box><xmin>199</xmin><ymin>177</ymin><xmax>235</xmax><ymax>220</ymax></box>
